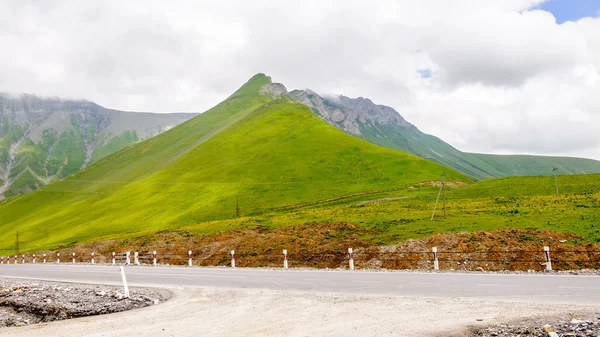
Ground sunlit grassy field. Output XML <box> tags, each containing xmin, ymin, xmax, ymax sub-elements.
<box><xmin>179</xmin><ymin>173</ymin><xmax>600</xmax><ymax>245</ymax></box>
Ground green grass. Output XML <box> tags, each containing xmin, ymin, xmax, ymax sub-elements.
<box><xmin>0</xmin><ymin>74</ymin><xmax>469</xmax><ymax>254</ymax></box>
<box><xmin>468</xmin><ymin>153</ymin><xmax>600</xmax><ymax>178</ymax></box>
<box><xmin>176</xmin><ymin>173</ymin><xmax>600</xmax><ymax>246</ymax></box>
<box><xmin>90</xmin><ymin>130</ymin><xmax>139</xmax><ymax>163</ymax></box>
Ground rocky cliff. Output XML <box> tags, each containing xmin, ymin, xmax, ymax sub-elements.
<box><xmin>0</xmin><ymin>94</ymin><xmax>196</xmax><ymax>198</ymax></box>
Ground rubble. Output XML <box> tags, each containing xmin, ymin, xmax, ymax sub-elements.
<box><xmin>0</xmin><ymin>279</ymin><xmax>170</xmax><ymax>328</ymax></box>
<box><xmin>470</xmin><ymin>314</ymin><xmax>600</xmax><ymax>336</ymax></box>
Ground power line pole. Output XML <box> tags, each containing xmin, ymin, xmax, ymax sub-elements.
<box><xmin>431</xmin><ymin>172</ymin><xmax>446</xmax><ymax>220</ymax></box>
<box><xmin>552</xmin><ymin>167</ymin><xmax>559</xmax><ymax>200</ymax></box>
<box><xmin>442</xmin><ymin>172</ymin><xmax>446</xmax><ymax>219</ymax></box>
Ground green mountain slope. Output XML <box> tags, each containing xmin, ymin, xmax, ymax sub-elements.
<box><xmin>290</xmin><ymin>90</ymin><xmax>600</xmax><ymax>180</ymax></box>
<box><xmin>466</xmin><ymin>153</ymin><xmax>600</xmax><ymax>177</ymax></box>
<box><xmin>0</xmin><ymin>74</ymin><xmax>469</xmax><ymax>252</ymax></box>
<box><xmin>0</xmin><ymin>94</ymin><xmax>196</xmax><ymax>198</ymax></box>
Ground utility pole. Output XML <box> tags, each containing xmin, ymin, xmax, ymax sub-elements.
<box><xmin>442</xmin><ymin>172</ymin><xmax>446</xmax><ymax>219</ymax></box>
<box><xmin>236</xmin><ymin>197</ymin><xmax>240</xmax><ymax>218</ymax></box>
<box><xmin>552</xmin><ymin>167</ymin><xmax>559</xmax><ymax>200</ymax></box>
<box><xmin>431</xmin><ymin>172</ymin><xmax>446</xmax><ymax>220</ymax></box>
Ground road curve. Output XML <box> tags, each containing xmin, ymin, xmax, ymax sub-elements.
<box><xmin>1</xmin><ymin>264</ymin><xmax>599</xmax><ymax>304</ymax></box>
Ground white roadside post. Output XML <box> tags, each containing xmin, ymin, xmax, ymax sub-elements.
<box><xmin>188</xmin><ymin>251</ymin><xmax>192</xmax><ymax>267</ymax></box>
<box><xmin>32</xmin><ymin>253</ymin><xmax>36</xmax><ymax>264</ymax></box>
<box><xmin>126</xmin><ymin>251</ymin><xmax>131</xmax><ymax>265</ymax></box>
<box><xmin>283</xmin><ymin>250</ymin><xmax>288</xmax><ymax>270</ymax></box>
<box><xmin>231</xmin><ymin>250</ymin><xmax>236</xmax><ymax>268</ymax></box>
<box><xmin>91</xmin><ymin>252</ymin><xmax>95</xmax><ymax>264</ymax></box>
<box><xmin>153</xmin><ymin>251</ymin><xmax>157</xmax><ymax>266</ymax></box>
<box><xmin>112</xmin><ymin>252</ymin><xmax>116</xmax><ymax>265</ymax></box>
<box><xmin>432</xmin><ymin>247</ymin><xmax>439</xmax><ymax>271</ymax></box>
<box><xmin>72</xmin><ymin>252</ymin><xmax>76</xmax><ymax>264</ymax></box>
<box><xmin>119</xmin><ymin>266</ymin><xmax>130</xmax><ymax>298</ymax></box>
<box><xmin>43</xmin><ymin>253</ymin><xmax>46</xmax><ymax>264</ymax></box>
<box><xmin>544</xmin><ymin>246</ymin><xmax>552</xmax><ymax>271</ymax></box>
<box><xmin>56</xmin><ymin>253</ymin><xmax>60</xmax><ymax>264</ymax></box>
<box><xmin>348</xmin><ymin>248</ymin><xmax>355</xmax><ymax>271</ymax></box>
<box><xmin>134</xmin><ymin>251</ymin><xmax>140</xmax><ymax>265</ymax></box>
<box><xmin>21</xmin><ymin>254</ymin><xmax>24</xmax><ymax>264</ymax></box>
<box><xmin>1</xmin><ymin>257</ymin><xmax>3</xmax><ymax>264</ymax></box>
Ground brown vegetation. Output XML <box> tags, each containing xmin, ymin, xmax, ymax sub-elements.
<box><xmin>31</xmin><ymin>224</ymin><xmax>600</xmax><ymax>271</ymax></box>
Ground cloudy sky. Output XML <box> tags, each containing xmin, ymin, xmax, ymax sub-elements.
<box><xmin>1</xmin><ymin>0</ymin><xmax>600</xmax><ymax>160</ymax></box>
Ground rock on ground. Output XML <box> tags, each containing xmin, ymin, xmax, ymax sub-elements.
<box><xmin>470</xmin><ymin>313</ymin><xmax>600</xmax><ymax>337</ymax></box>
<box><xmin>0</xmin><ymin>279</ymin><xmax>170</xmax><ymax>328</ymax></box>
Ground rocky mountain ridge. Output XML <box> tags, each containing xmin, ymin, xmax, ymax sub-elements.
<box><xmin>289</xmin><ymin>89</ymin><xmax>600</xmax><ymax>179</ymax></box>
<box><xmin>0</xmin><ymin>93</ymin><xmax>196</xmax><ymax>198</ymax></box>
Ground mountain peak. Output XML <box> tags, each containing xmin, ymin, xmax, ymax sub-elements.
<box><xmin>240</xmin><ymin>73</ymin><xmax>288</xmax><ymax>98</ymax></box>
<box><xmin>290</xmin><ymin>89</ymin><xmax>412</xmax><ymax>135</ymax></box>
<box><xmin>248</xmin><ymin>73</ymin><xmax>270</xmax><ymax>82</ymax></box>
<box><xmin>260</xmin><ymin>82</ymin><xmax>288</xmax><ymax>98</ymax></box>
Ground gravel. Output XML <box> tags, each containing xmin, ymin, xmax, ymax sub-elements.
<box><xmin>470</xmin><ymin>314</ymin><xmax>600</xmax><ymax>337</ymax></box>
<box><xmin>0</xmin><ymin>279</ymin><xmax>170</xmax><ymax>328</ymax></box>
<box><xmin>3</xmin><ymin>287</ymin><xmax>597</xmax><ymax>337</ymax></box>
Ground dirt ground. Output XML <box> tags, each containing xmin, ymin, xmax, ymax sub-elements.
<box><xmin>1</xmin><ymin>286</ymin><xmax>597</xmax><ymax>337</ymax></box>
<box><xmin>26</xmin><ymin>225</ymin><xmax>600</xmax><ymax>271</ymax></box>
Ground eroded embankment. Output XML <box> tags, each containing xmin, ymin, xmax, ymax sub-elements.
<box><xmin>0</xmin><ymin>279</ymin><xmax>170</xmax><ymax>328</ymax></box>
<box><xmin>28</xmin><ymin>223</ymin><xmax>600</xmax><ymax>271</ymax></box>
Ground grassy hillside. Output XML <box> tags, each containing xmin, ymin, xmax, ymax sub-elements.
<box><xmin>0</xmin><ymin>74</ymin><xmax>468</xmax><ymax>254</ymax></box>
<box><xmin>354</xmin><ymin>122</ymin><xmax>504</xmax><ymax>179</ymax></box>
<box><xmin>468</xmin><ymin>153</ymin><xmax>600</xmax><ymax>178</ymax></box>
<box><xmin>173</xmin><ymin>173</ymin><xmax>599</xmax><ymax>246</ymax></box>
<box><xmin>355</xmin><ymin>123</ymin><xmax>600</xmax><ymax>180</ymax></box>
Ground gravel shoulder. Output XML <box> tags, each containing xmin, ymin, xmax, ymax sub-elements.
<box><xmin>0</xmin><ymin>278</ymin><xmax>170</xmax><ymax>328</ymax></box>
<box><xmin>467</xmin><ymin>313</ymin><xmax>600</xmax><ymax>337</ymax></box>
<box><xmin>0</xmin><ymin>284</ymin><xmax>597</xmax><ymax>337</ymax></box>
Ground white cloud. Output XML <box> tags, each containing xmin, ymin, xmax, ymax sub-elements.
<box><xmin>0</xmin><ymin>0</ymin><xmax>599</xmax><ymax>160</ymax></box>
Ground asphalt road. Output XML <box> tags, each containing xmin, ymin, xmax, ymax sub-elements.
<box><xmin>1</xmin><ymin>264</ymin><xmax>599</xmax><ymax>304</ymax></box>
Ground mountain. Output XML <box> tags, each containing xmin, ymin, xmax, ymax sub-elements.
<box><xmin>0</xmin><ymin>74</ymin><xmax>469</xmax><ymax>252</ymax></box>
<box><xmin>0</xmin><ymin>94</ymin><xmax>196</xmax><ymax>198</ymax></box>
<box><xmin>290</xmin><ymin>90</ymin><xmax>600</xmax><ymax>180</ymax></box>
